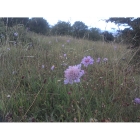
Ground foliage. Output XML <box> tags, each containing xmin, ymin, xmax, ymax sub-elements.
<box><xmin>72</xmin><ymin>21</ymin><xmax>88</xmax><ymax>38</ymax></box>
<box><xmin>28</xmin><ymin>18</ymin><xmax>50</xmax><ymax>35</ymax></box>
<box><xmin>1</xmin><ymin>18</ymin><xmax>29</xmax><ymax>27</ymax></box>
<box><xmin>107</xmin><ymin>17</ymin><xmax>140</xmax><ymax>46</ymax></box>
<box><xmin>51</xmin><ymin>21</ymin><xmax>72</xmax><ymax>36</ymax></box>
<box><xmin>0</xmin><ymin>19</ymin><xmax>6</xmax><ymax>45</ymax></box>
<box><xmin>103</xmin><ymin>31</ymin><xmax>114</xmax><ymax>42</ymax></box>
<box><xmin>107</xmin><ymin>17</ymin><xmax>140</xmax><ymax>65</ymax></box>
<box><xmin>88</xmin><ymin>28</ymin><xmax>102</xmax><ymax>41</ymax></box>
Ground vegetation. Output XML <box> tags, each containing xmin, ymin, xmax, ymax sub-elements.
<box><xmin>107</xmin><ymin>18</ymin><xmax>140</xmax><ymax>65</ymax></box>
<box><xmin>0</xmin><ymin>18</ymin><xmax>139</xmax><ymax>122</ymax></box>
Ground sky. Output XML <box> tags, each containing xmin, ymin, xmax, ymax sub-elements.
<box><xmin>1</xmin><ymin>0</ymin><xmax>139</xmax><ymax>33</ymax></box>
<box><xmin>43</xmin><ymin>16</ymin><xmax>126</xmax><ymax>33</ymax></box>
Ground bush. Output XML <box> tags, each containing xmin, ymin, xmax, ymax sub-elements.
<box><xmin>28</xmin><ymin>18</ymin><xmax>50</xmax><ymax>35</ymax></box>
<box><xmin>51</xmin><ymin>21</ymin><xmax>72</xmax><ymax>36</ymax></box>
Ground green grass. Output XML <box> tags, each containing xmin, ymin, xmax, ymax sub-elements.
<box><xmin>0</xmin><ymin>31</ymin><xmax>140</xmax><ymax>122</ymax></box>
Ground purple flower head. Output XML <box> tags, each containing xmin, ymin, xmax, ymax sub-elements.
<box><xmin>134</xmin><ymin>98</ymin><xmax>140</xmax><ymax>104</ymax></box>
<box><xmin>81</xmin><ymin>56</ymin><xmax>94</xmax><ymax>67</ymax></box>
<box><xmin>42</xmin><ymin>65</ymin><xmax>45</xmax><ymax>68</ymax></box>
<box><xmin>51</xmin><ymin>65</ymin><xmax>55</xmax><ymax>70</ymax></box>
<box><xmin>103</xmin><ymin>58</ymin><xmax>108</xmax><ymax>62</ymax></box>
<box><xmin>67</xmin><ymin>39</ymin><xmax>70</xmax><ymax>43</ymax></box>
<box><xmin>64</xmin><ymin>64</ymin><xmax>84</xmax><ymax>84</ymax></box>
<box><xmin>114</xmin><ymin>46</ymin><xmax>117</xmax><ymax>50</ymax></box>
<box><xmin>26</xmin><ymin>27</ymin><xmax>30</xmax><ymax>32</ymax></box>
<box><xmin>96</xmin><ymin>57</ymin><xmax>101</xmax><ymax>63</ymax></box>
<box><xmin>14</xmin><ymin>32</ymin><xmax>18</xmax><ymax>37</ymax></box>
<box><xmin>64</xmin><ymin>54</ymin><xmax>67</xmax><ymax>57</ymax></box>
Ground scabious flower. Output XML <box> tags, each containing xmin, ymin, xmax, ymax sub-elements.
<box><xmin>103</xmin><ymin>58</ymin><xmax>108</xmax><ymax>62</ymax></box>
<box><xmin>114</xmin><ymin>46</ymin><xmax>117</xmax><ymax>50</ymax></box>
<box><xmin>64</xmin><ymin>54</ymin><xmax>67</xmax><ymax>57</ymax></box>
<box><xmin>14</xmin><ymin>32</ymin><xmax>18</xmax><ymax>37</ymax></box>
<box><xmin>96</xmin><ymin>57</ymin><xmax>101</xmax><ymax>63</ymax></box>
<box><xmin>51</xmin><ymin>65</ymin><xmax>55</xmax><ymax>70</ymax></box>
<box><xmin>134</xmin><ymin>98</ymin><xmax>140</xmax><ymax>104</ymax></box>
<box><xmin>64</xmin><ymin>64</ymin><xmax>84</xmax><ymax>84</ymax></box>
<box><xmin>42</xmin><ymin>65</ymin><xmax>45</xmax><ymax>68</ymax></box>
<box><xmin>67</xmin><ymin>39</ymin><xmax>70</xmax><ymax>43</ymax></box>
<box><xmin>81</xmin><ymin>56</ymin><xmax>94</xmax><ymax>67</ymax></box>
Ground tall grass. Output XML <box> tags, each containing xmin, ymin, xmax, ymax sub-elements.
<box><xmin>0</xmin><ymin>30</ymin><xmax>139</xmax><ymax>122</ymax></box>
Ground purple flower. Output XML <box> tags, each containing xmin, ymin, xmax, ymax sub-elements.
<box><xmin>81</xmin><ymin>56</ymin><xmax>94</xmax><ymax>67</ymax></box>
<box><xmin>14</xmin><ymin>32</ymin><xmax>18</xmax><ymax>36</ymax></box>
<box><xmin>67</xmin><ymin>39</ymin><xmax>70</xmax><ymax>43</ymax></box>
<box><xmin>68</xmin><ymin>92</ymin><xmax>71</xmax><ymax>95</ymax></box>
<box><xmin>51</xmin><ymin>65</ymin><xmax>55</xmax><ymax>70</ymax></box>
<box><xmin>64</xmin><ymin>54</ymin><xmax>67</xmax><ymax>57</ymax></box>
<box><xmin>96</xmin><ymin>57</ymin><xmax>101</xmax><ymax>63</ymax></box>
<box><xmin>42</xmin><ymin>65</ymin><xmax>45</xmax><ymax>68</ymax></box>
<box><xmin>103</xmin><ymin>58</ymin><xmax>108</xmax><ymax>62</ymax></box>
<box><xmin>114</xmin><ymin>46</ymin><xmax>117</xmax><ymax>50</ymax></box>
<box><xmin>134</xmin><ymin>98</ymin><xmax>140</xmax><ymax>104</ymax></box>
<box><xmin>26</xmin><ymin>27</ymin><xmax>30</xmax><ymax>32</ymax></box>
<box><xmin>64</xmin><ymin>64</ymin><xmax>84</xmax><ymax>84</ymax></box>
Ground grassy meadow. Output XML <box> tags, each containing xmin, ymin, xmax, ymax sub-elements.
<box><xmin>0</xmin><ymin>30</ymin><xmax>140</xmax><ymax>122</ymax></box>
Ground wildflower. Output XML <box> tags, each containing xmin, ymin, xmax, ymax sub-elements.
<box><xmin>14</xmin><ymin>32</ymin><xmax>18</xmax><ymax>37</ymax></box>
<box><xmin>103</xmin><ymin>58</ymin><xmax>108</xmax><ymax>62</ymax></box>
<box><xmin>67</xmin><ymin>39</ymin><xmax>70</xmax><ymax>43</ymax></box>
<box><xmin>26</xmin><ymin>27</ymin><xmax>30</xmax><ymax>32</ymax></box>
<box><xmin>7</xmin><ymin>48</ymin><xmax>10</xmax><ymax>50</ymax></box>
<box><xmin>96</xmin><ymin>57</ymin><xmax>101</xmax><ymax>63</ymax></box>
<box><xmin>12</xmin><ymin>71</ymin><xmax>17</xmax><ymax>75</ymax></box>
<box><xmin>64</xmin><ymin>54</ymin><xmax>67</xmax><ymax>57</ymax></box>
<box><xmin>61</xmin><ymin>63</ymin><xmax>67</xmax><ymax>66</ymax></box>
<box><xmin>64</xmin><ymin>64</ymin><xmax>84</xmax><ymax>84</ymax></box>
<box><xmin>114</xmin><ymin>46</ymin><xmax>117</xmax><ymax>50</ymax></box>
<box><xmin>68</xmin><ymin>92</ymin><xmax>71</xmax><ymax>95</ymax></box>
<box><xmin>134</xmin><ymin>98</ymin><xmax>140</xmax><ymax>104</ymax></box>
<box><xmin>42</xmin><ymin>65</ymin><xmax>45</xmax><ymax>68</ymax></box>
<box><xmin>81</xmin><ymin>56</ymin><xmax>94</xmax><ymax>67</ymax></box>
<box><xmin>7</xmin><ymin>95</ymin><xmax>11</xmax><ymax>98</ymax></box>
<box><xmin>62</xmin><ymin>44</ymin><xmax>64</xmax><ymax>47</ymax></box>
<box><xmin>51</xmin><ymin>65</ymin><xmax>55</xmax><ymax>70</ymax></box>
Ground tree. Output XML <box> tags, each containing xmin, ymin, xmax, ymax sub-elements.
<box><xmin>103</xmin><ymin>31</ymin><xmax>114</xmax><ymax>42</ymax></box>
<box><xmin>28</xmin><ymin>18</ymin><xmax>50</xmax><ymax>35</ymax></box>
<box><xmin>1</xmin><ymin>18</ymin><xmax>29</xmax><ymax>27</ymax></box>
<box><xmin>106</xmin><ymin>17</ymin><xmax>140</xmax><ymax>47</ymax></box>
<box><xmin>107</xmin><ymin>17</ymin><xmax>140</xmax><ymax>64</ymax></box>
<box><xmin>72</xmin><ymin>21</ymin><xmax>88</xmax><ymax>38</ymax></box>
<box><xmin>88</xmin><ymin>27</ymin><xmax>102</xmax><ymax>41</ymax></box>
<box><xmin>51</xmin><ymin>21</ymin><xmax>72</xmax><ymax>35</ymax></box>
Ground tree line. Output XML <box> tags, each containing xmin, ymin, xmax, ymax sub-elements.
<box><xmin>1</xmin><ymin>17</ymin><xmax>140</xmax><ymax>47</ymax></box>
<box><xmin>0</xmin><ymin>17</ymin><xmax>114</xmax><ymax>42</ymax></box>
